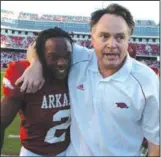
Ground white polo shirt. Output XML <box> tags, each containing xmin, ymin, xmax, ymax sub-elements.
<box><xmin>66</xmin><ymin>44</ymin><xmax>159</xmax><ymax>156</ymax></box>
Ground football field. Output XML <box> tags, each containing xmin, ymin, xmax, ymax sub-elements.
<box><xmin>1</xmin><ymin>70</ymin><xmax>20</xmax><ymax>155</ymax></box>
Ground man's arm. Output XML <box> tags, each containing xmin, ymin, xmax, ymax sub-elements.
<box><xmin>26</xmin><ymin>41</ymin><xmax>38</xmax><ymax>64</ymax></box>
<box><xmin>148</xmin><ymin>141</ymin><xmax>160</xmax><ymax>156</ymax></box>
<box><xmin>0</xmin><ymin>96</ymin><xmax>21</xmax><ymax>151</ymax></box>
<box><xmin>15</xmin><ymin>42</ymin><xmax>90</xmax><ymax>93</ymax></box>
<box><xmin>15</xmin><ymin>41</ymin><xmax>44</xmax><ymax>93</ymax></box>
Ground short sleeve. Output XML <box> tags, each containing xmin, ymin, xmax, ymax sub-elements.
<box><xmin>72</xmin><ymin>43</ymin><xmax>92</xmax><ymax>64</ymax></box>
<box><xmin>141</xmin><ymin>75</ymin><xmax>159</xmax><ymax>145</ymax></box>
<box><xmin>2</xmin><ymin>60</ymin><xmax>30</xmax><ymax>97</ymax></box>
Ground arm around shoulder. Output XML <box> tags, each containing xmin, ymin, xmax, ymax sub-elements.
<box><xmin>15</xmin><ymin>41</ymin><xmax>45</xmax><ymax>93</ymax></box>
<box><xmin>72</xmin><ymin>43</ymin><xmax>92</xmax><ymax>64</ymax></box>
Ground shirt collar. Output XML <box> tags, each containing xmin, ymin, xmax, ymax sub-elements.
<box><xmin>88</xmin><ymin>52</ymin><xmax>133</xmax><ymax>82</ymax></box>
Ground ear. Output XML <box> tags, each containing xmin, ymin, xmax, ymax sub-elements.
<box><xmin>128</xmin><ymin>36</ymin><xmax>131</xmax><ymax>41</ymax></box>
<box><xmin>91</xmin><ymin>32</ymin><xmax>94</xmax><ymax>46</ymax></box>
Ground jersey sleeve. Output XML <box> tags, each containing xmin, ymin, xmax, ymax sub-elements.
<box><xmin>2</xmin><ymin>60</ymin><xmax>30</xmax><ymax>97</ymax></box>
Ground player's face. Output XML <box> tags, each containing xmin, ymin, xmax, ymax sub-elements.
<box><xmin>91</xmin><ymin>14</ymin><xmax>130</xmax><ymax>72</ymax></box>
<box><xmin>44</xmin><ymin>37</ymin><xmax>72</xmax><ymax>80</ymax></box>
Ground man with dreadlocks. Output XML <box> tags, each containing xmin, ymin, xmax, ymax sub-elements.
<box><xmin>1</xmin><ymin>27</ymin><xmax>72</xmax><ymax>156</ymax></box>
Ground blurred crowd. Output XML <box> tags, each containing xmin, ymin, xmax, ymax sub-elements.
<box><xmin>1</xmin><ymin>50</ymin><xmax>159</xmax><ymax>68</ymax></box>
<box><xmin>1</xmin><ymin>49</ymin><xmax>160</xmax><ymax>74</ymax></box>
<box><xmin>1</xmin><ymin>34</ymin><xmax>36</xmax><ymax>49</ymax></box>
<box><xmin>1</xmin><ymin>51</ymin><xmax>26</xmax><ymax>68</ymax></box>
<box><xmin>1</xmin><ymin>34</ymin><xmax>160</xmax><ymax>56</ymax></box>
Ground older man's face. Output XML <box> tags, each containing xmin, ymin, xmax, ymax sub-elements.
<box><xmin>91</xmin><ymin>14</ymin><xmax>130</xmax><ymax>73</ymax></box>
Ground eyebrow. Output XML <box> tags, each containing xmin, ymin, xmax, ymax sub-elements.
<box><xmin>47</xmin><ymin>52</ymin><xmax>55</xmax><ymax>54</ymax></box>
<box><xmin>100</xmin><ymin>32</ymin><xmax>125</xmax><ymax>35</ymax></box>
<box><xmin>116</xmin><ymin>33</ymin><xmax>126</xmax><ymax>36</ymax></box>
<box><xmin>100</xmin><ymin>32</ymin><xmax>110</xmax><ymax>35</ymax></box>
<box><xmin>47</xmin><ymin>51</ymin><xmax>72</xmax><ymax>55</ymax></box>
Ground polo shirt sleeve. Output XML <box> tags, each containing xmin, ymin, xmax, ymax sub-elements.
<box><xmin>72</xmin><ymin>43</ymin><xmax>91</xmax><ymax>64</ymax></box>
<box><xmin>141</xmin><ymin>74</ymin><xmax>159</xmax><ymax>145</ymax></box>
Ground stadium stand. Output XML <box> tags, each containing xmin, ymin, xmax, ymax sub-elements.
<box><xmin>1</xmin><ymin>9</ymin><xmax>160</xmax><ymax>71</ymax></box>
<box><xmin>0</xmin><ymin>8</ymin><xmax>160</xmax><ymax>156</ymax></box>
<box><xmin>1</xmin><ymin>51</ymin><xmax>26</xmax><ymax>68</ymax></box>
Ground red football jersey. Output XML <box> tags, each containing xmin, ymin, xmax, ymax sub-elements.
<box><xmin>2</xmin><ymin>60</ymin><xmax>71</xmax><ymax>155</ymax></box>
<box><xmin>2</xmin><ymin>60</ymin><xmax>30</xmax><ymax>97</ymax></box>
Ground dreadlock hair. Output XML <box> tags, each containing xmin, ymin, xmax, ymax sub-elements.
<box><xmin>35</xmin><ymin>27</ymin><xmax>73</xmax><ymax>81</ymax></box>
<box><xmin>90</xmin><ymin>3</ymin><xmax>135</xmax><ymax>35</ymax></box>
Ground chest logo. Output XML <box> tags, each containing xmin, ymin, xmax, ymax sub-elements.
<box><xmin>77</xmin><ymin>84</ymin><xmax>85</xmax><ymax>91</ymax></box>
<box><xmin>116</xmin><ymin>102</ymin><xmax>129</xmax><ymax>109</ymax></box>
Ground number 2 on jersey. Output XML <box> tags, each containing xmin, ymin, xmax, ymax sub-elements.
<box><xmin>44</xmin><ymin>109</ymin><xmax>71</xmax><ymax>144</ymax></box>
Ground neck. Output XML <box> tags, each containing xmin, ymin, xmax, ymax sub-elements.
<box><xmin>46</xmin><ymin>77</ymin><xmax>67</xmax><ymax>86</ymax></box>
<box><xmin>98</xmin><ymin>58</ymin><xmax>126</xmax><ymax>78</ymax></box>
<box><xmin>98</xmin><ymin>66</ymin><xmax>119</xmax><ymax>78</ymax></box>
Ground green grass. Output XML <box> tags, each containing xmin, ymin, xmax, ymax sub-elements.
<box><xmin>1</xmin><ymin>71</ymin><xmax>21</xmax><ymax>155</ymax></box>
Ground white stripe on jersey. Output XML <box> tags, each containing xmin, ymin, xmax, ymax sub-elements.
<box><xmin>2</xmin><ymin>77</ymin><xmax>14</xmax><ymax>89</ymax></box>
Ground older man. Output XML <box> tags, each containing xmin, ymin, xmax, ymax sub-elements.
<box><xmin>16</xmin><ymin>4</ymin><xmax>159</xmax><ymax>156</ymax></box>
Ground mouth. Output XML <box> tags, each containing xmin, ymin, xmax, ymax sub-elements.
<box><xmin>56</xmin><ymin>67</ymin><xmax>66</xmax><ymax>73</ymax></box>
<box><xmin>103</xmin><ymin>53</ymin><xmax>119</xmax><ymax>60</ymax></box>
<box><xmin>54</xmin><ymin>68</ymin><xmax>68</xmax><ymax>79</ymax></box>
<box><xmin>58</xmin><ymin>69</ymin><xmax>65</xmax><ymax>73</ymax></box>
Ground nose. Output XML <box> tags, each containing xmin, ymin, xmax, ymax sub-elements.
<box><xmin>107</xmin><ymin>37</ymin><xmax>117</xmax><ymax>48</ymax></box>
<box><xmin>56</xmin><ymin>58</ymin><xmax>66</xmax><ymax>67</ymax></box>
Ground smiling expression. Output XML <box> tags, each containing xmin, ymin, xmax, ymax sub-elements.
<box><xmin>44</xmin><ymin>37</ymin><xmax>72</xmax><ymax>80</ymax></box>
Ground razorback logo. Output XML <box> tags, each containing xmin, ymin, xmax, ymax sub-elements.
<box><xmin>77</xmin><ymin>84</ymin><xmax>84</xmax><ymax>91</ymax></box>
<box><xmin>116</xmin><ymin>102</ymin><xmax>129</xmax><ymax>109</ymax></box>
